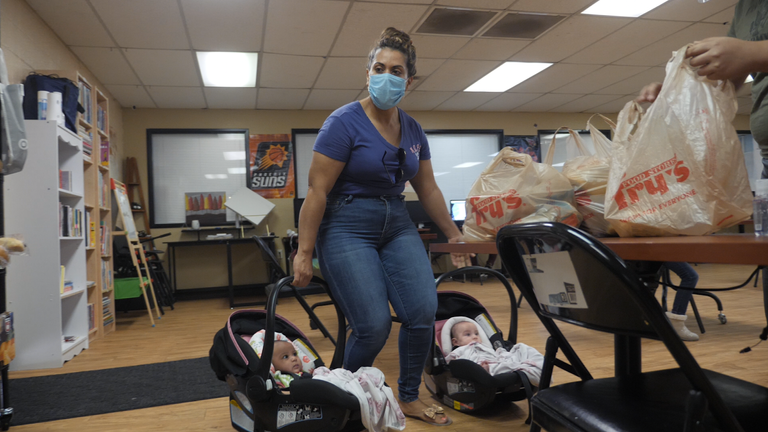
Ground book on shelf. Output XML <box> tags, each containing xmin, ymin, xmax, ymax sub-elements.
<box><xmin>102</xmin><ymin>296</ymin><xmax>113</xmax><ymax>326</ymax></box>
<box><xmin>79</xmin><ymin>81</ymin><xmax>92</xmax><ymax>125</ymax></box>
<box><xmin>62</xmin><ymin>281</ymin><xmax>73</xmax><ymax>294</ymax></box>
<box><xmin>101</xmin><ymin>260</ymin><xmax>112</xmax><ymax>290</ymax></box>
<box><xmin>0</xmin><ymin>312</ymin><xmax>15</xmax><ymax>364</ymax></box>
<box><xmin>89</xmin><ymin>218</ymin><xmax>96</xmax><ymax>247</ymax></box>
<box><xmin>88</xmin><ymin>304</ymin><xmax>94</xmax><ymax>331</ymax></box>
<box><xmin>59</xmin><ymin>204</ymin><xmax>83</xmax><ymax>237</ymax></box>
<box><xmin>59</xmin><ymin>170</ymin><xmax>72</xmax><ymax>191</ymax></box>
<box><xmin>100</xmin><ymin>221</ymin><xmax>110</xmax><ymax>255</ymax></box>
<box><xmin>100</xmin><ymin>140</ymin><xmax>109</xmax><ymax>166</ymax></box>
<box><xmin>60</xmin><ymin>265</ymin><xmax>65</xmax><ymax>294</ymax></box>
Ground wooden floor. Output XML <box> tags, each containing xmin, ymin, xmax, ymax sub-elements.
<box><xmin>9</xmin><ymin>264</ymin><xmax>768</xmax><ymax>431</ymax></box>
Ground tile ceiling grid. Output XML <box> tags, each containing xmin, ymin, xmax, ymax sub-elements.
<box><xmin>23</xmin><ymin>0</ymin><xmax>748</xmax><ymax>112</ymax></box>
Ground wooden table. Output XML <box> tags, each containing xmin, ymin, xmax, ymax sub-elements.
<box><xmin>430</xmin><ymin>235</ymin><xmax>768</xmax><ymax>266</ymax></box>
<box><xmin>431</xmin><ymin>234</ymin><xmax>768</xmax><ymax>376</ymax></box>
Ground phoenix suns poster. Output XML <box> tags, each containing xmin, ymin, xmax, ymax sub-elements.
<box><xmin>248</xmin><ymin>134</ymin><xmax>295</xmax><ymax>198</ymax></box>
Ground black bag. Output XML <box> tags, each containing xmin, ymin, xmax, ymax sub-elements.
<box><xmin>22</xmin><ymin>73</ymin><xmax>80</xmax><ymax>134</ymax></box>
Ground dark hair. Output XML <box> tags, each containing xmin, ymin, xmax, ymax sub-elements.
<box><xmin>367</xmin><ymin>27</ymin><xmax>417</xmax><ymax>78</ymax></box>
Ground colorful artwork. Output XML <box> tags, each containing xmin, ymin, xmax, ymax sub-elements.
<box><xmin>184</xmin><ymin>191</ymin><xmax>227</xmax><ymax>226</ymax></box>
<box><xmin>248</xmin><ymin>134</ymin><xmax>295</xmax><ymax>198</ymax></box>
<box><xmin>504</xmin><ymin>136</ymin><xmax>540</xmax><ymax>162</ymax></box>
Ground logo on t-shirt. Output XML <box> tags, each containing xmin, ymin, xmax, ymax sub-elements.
<box><xmin>409</xmin><ymin>144</ymin><xmax>421</xmax><ymax>160</ymax></box>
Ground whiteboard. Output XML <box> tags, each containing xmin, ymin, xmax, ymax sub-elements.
<box><xmin>148</xmin><ymin>130</ymin><xmax>249</xmax><ymax>227</ymax></box>
<box><xmin>113</xmin><ymin>179</ymin><xmax>137</xmax><ymax>240</ymax></box>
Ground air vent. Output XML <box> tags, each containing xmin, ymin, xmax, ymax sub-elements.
<box><xmin>416</xmin><ymin>8</ymin><xmax>498</xmax><ymax>36</ymax></box>
<box><xmin>482</xmin><ymin>13</ymin><xmax>565</xmax><ymax>39</ymax></box>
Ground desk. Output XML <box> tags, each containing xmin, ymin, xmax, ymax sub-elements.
<box><xmin>165</xmin><ymin>236</ymin><xmax>277</xmax><ymax>308</ymax></box>
<box><xmin>180</xmin><ymin>226</ymin><xmax>254</xmax><ymax>241</ymax></box>
<box><xmin>431</xmin><ymin>235</ymin><xmax>768</xmax><ymax>375</ymax></box>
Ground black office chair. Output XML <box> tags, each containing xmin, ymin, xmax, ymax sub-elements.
<box><xmin>252</xmin><ymin>236</ymin><xmax>337</xmax><ymax>345</ymax></box>
<box><xmin>496</xmin><ymin>222</ymin><xmax>768</xmax><ymax>432</ymax></box>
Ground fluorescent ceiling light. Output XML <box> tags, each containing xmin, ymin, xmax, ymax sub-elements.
<box><xmin>228</xmin><ymin>167</ymin><xmax>246</xmax><ymax>174</ymax></box>
<box><xmin>453</xmin><ymin>162</ymin><xmax>483</xmax><ymax>168</ymax></box>
<box><xmin>205</xmin><ymin>174</ymin><xmax>228</xmax><ymax>179</ymax></box>
<box><xmin>433</xmin><ymin>172</ymin><xmax>449</xmax><ymax>177</ymax></box>
<box><xmin>197</xmin><ymin>52</ymin><xmax>258</xmax><ymax>87</ymax></box>
<box><xmin>223</xmin><ymin>151</ymin><xmax>245</xmax><ymax>160</ymax></box>
<box><xmin>465</xmin><ymin>62</ymin><xmax>552</xmax><ymax>92</ymax></box>
<box><xmin>582</xmin><ymin>0</ymin><xmax>669</xmax><ymax>18</ymax></box>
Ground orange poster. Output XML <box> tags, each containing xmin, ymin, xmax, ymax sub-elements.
<box><xmin>248</xmin><ymin>134</ymin><xmax>295</xmax><ymax>199</ymax></box>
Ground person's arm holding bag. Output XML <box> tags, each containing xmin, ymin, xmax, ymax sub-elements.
<box><xmin>409</xmin><ymin>159</ymin><xmax>474</xmax><ymax>268</ymax></box>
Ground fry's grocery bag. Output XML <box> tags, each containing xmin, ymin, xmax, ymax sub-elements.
<box><xmin>463</xmin><ymin>147</ymin><xmax>581</xmax><ymax>241</ymax></box>
<box><xmin>604</xmin><ymin>46</ymin><xmax>752</xmax><ymax>237</ymax></box>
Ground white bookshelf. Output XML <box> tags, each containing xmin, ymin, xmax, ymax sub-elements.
<box><xmin>5</xmin><ymin>120</ymin><xmax>89</xmax><ymax>370</ymax></box>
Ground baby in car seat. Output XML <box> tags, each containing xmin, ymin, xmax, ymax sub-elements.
<box><xmin>443</xmin><ymin>317</ymin><xmax>544</xmax><ymax>386</ymax></box>
<box><xmin>249</xmin><ymin>330</ymin><xmax>313</xmax><ymax>388</ymax></box>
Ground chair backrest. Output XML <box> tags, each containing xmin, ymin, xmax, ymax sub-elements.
<box><xmin>496</xmin><ymin>222</ymin><xmax>743</xmax><ymax>431</ymax></box>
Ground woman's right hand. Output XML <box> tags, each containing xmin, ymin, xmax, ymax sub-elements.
<box><xmin>292</xmin><ymin>251</ymin><xmax>314</xmax><ymax>288</ymax></box>
<box><xmin>636</xmin><ymin>82</ymin><xmax>662</xmax><ymax>103</ymax></box>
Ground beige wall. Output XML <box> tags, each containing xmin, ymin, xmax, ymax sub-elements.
<box><xmin>4</xmin><ymin>0</ymin><xmax>754</xmax><ymax>290</ymax></box>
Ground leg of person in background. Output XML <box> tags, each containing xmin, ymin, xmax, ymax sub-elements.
<box><xmin>664</xmin><ymin>261</ymin><xmax>700</xmax><ymax>341</ymax></box>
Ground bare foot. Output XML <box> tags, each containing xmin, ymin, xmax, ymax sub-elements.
<box><xmin>399</xmin><ymin>399</ymin><xmax>452</xmax><ymax>426</ymax></box>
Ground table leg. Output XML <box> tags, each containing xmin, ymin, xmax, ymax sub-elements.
<box><xmin>170</xmin><ymin>245</ymin><xmax>177</xmax><ymax>292</ymax></box>
<box><xmin>227</xmin><ymin>241</ymin><xmax>234</xmax><ymax>309</ymax></box>
<box><xmin>615</xmin><ymin>335</ymin><xmax>642</xmax><ymax>376</ymax></box>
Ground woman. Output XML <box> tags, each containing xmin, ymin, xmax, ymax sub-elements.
<box><xmin>292</xmin><ymin>27</ymin><xmax>471</xmax><ymax>426</ymax></box>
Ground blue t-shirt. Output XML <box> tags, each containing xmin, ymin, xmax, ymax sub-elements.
<box><xmin>313</xmin><ymin>102</ymin><xmax>431</xmax><ymax>196</ymax></box>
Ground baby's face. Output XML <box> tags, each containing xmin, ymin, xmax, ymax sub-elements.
<box><xmin>452</xmin><ymin>321</ymin><xmax>482</xmax><ymax>347</ymax></box>
<box><xmin>272</xmin><ymin>341</ymin><xmax>302</xmax><ymax>374</ymax></box>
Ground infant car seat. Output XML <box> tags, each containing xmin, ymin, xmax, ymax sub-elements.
<box><xmin>210</xmin><ymin>277</ymin><xmax>364</xmax><ymax>432</ymax></box>
<box><xmin>424</xmin><ymin>266</ymin><xmax>535</xmax><ymax>419</ymax></box>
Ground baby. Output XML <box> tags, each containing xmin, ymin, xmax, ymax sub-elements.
<box><xmin>444</xmin><ymin>317</ymin><xmax>544</xmax><ymax>386</ymax></box>
<box><xmin>249</xmin><ymin>330</ymin><xmax>312</xmax><ymax>389</ymax></box>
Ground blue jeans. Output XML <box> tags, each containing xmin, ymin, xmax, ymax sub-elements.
<box><xmin>316</xmin><ymin>195</ymin><xmax>437</xmax><ymax>402</ymax></box>
<box><xmin>666</xmin><ymin>262</ymin><xmax>699</xmax><ymax>315</ymax></box>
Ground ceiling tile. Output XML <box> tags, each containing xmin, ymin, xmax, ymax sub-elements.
<box><xmin>331</xmin><ymin>3</ymin><xmax>430</xmax><ymax>57</ymax></box>
<box><xmin>554</xmin><ymin>65</ymin><xmax>648</xmax><ymax>94</ymax></box>
<box><xmin>452</xmin><ymin>38</ymin><xmax>530</xmax><ymax>61</ymax></box>
<box><xmin>411</xmin><ymin>35</ymin><xmax>470</xmax><ymax>59</ymax></box>
<box><xmin>549</xmin><ymin>94</ymin><xmax>625</xmax><ymax>113</ymax></box>
<box><xmin>614</xmin><ymin>23</ymin><xmax>730</xmax><ymax>66</ymax></box>
<box><xmin>736</xmin><ymin>81</ymin><xmax>752</xmax><ymax>98</ymax></box>
<box><xmin>509</xmin><ymin>63</ymin><xmax>602</xmax><ymax>93</ymax></box>
<box><xmin>264</xmin><ymin>0</ymin><xmax>349</xmax><ymax>56</ymax></box>
<box><xmin>257</xmin><ymin>89</ymin><xmax>310</xmax><ymax>110</ymax></box>
<box><xmin>70</xmin><ymin>47</ymin><xmax>141</xmax><ymax>85</ymax></box>
<box><xmin>90</xmin><ymin>0</ymin><xmax>189</xmax><ymax>49</ymax></box>
<box><xmin>512</xmin><ymin>93</ymin><xmax>582</xmax><ymax>112</ymax></box>
<box><xmin>643</xmin><ymin>0</ymin><xmax>738</xmax><ymax>22</ymax></box>
<box><xmin>585</xmin><ymin>95</ymin><xmax>636</xmax><ymax>114</ymax></box>
<box><xmin>204</xmin><ymin>88</ymin><xmax>258</xmax><ymax>110</ymax></box>
<box><xmin>475</xmin><ymin>92</ymin><xmax>542</xmax><ymax>111</ymax></box>
<box><xmin>398</xmin><ymin>91</ymin><xmax>455</xmax><ymax>111</ymax></box>
<box><xmin>104</xmin><ymin>85</ymin><xmax>156</xmax><ymax>109</ymax></box>
<box><xmin>416</xmin><ymin>59</ymin><xmax>501</xmax><ymax>92</ymax></box>
<box><xmin>564</xmin><ymin>20</ymin><xmax>689</xmax><ymax>65</ymax></box>
<box><xmin>436</xmin><ymin>0</ymin><xmax>516</xmax><ymax>9</ymax></box>
<box><xmin>314</xmin><ymin>58</ymin><xmax>368</xmax><ymax>90</ymax></box>
<box><xmin>259</xmin><ymin>54</ymin><xmax>325</xmax><ymax>89</ymax></box>
<box><xmin>414</xmin><ymin>59</ymin><xmax>447</xmax><ymax>80</ymax></box>
<box><xmin>147</xmin><ymin>86</ymin><xmax>206</xmax><ymax>109</ymax></box>
<box><xmin>436</xmin><ymin>92</ymin><xmax>500</xmax><ymax>111</ymax></box>
<box><xmin>124</xmin><ymin>49</ymin><xmax>199</xmax><ymax>86</ymax></box>
<box><xmin>594</xmin><ymin>67</ymin><xmax>666</xmax><ymax>95</ymax></box>
<box><xmin>181</xmin><ymin>0</ymin><xmax>265</xmax><ymax>52</ymax></box>
<box><xmin>511</xmin><ymin>15</ymin><xmax>632</xmax><ymax>63</ymax></box>
<box><xmin>26</xmin><ymin>0</ymin><xmax>114</xmax><ymax>47</ymax></box>
<box><xmin>304</xmin><ymin>90</ymin><xmax>361</xmax><ymax>110</ymax></box>
<box><xmin>703</xmin><ymin>5</ymin><xmax>736</xmax><ymax>24</ymax></box>
<box><xmin>511</xmin><ymin>0</ymin><xmax>596</xmax><ymax>14</ymax></box>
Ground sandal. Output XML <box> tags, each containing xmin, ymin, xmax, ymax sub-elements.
<box><xmin>404</xmin><ymin>404</ymin><xmax>453</xmax><ymax>426</ymax></box>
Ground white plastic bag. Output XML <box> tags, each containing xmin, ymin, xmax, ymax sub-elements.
<box><xmin>560</xmin><ymin>119</ymin><xmax>615</xmax><ymax>237</ymax></box>
<box><xmin>604</xmin><ymin>46</ymin><xmax>753</xmax><ymax>237</ymax></box>
<box><xmin>463</xmin><ymin>147</ymin><xmax>580</xmax><ymax>241</ymax></box>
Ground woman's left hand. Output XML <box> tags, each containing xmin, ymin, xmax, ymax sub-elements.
<box><xmin>448</xmin><ymin>234</ymin><xmax>474</xmax><ymax>268</ymax></box>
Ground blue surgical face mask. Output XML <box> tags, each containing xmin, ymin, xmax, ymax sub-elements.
<box><xmin>368</xmin><ymin>73</ymin><xmax>407</xmax><ymax>110</ymax></box>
